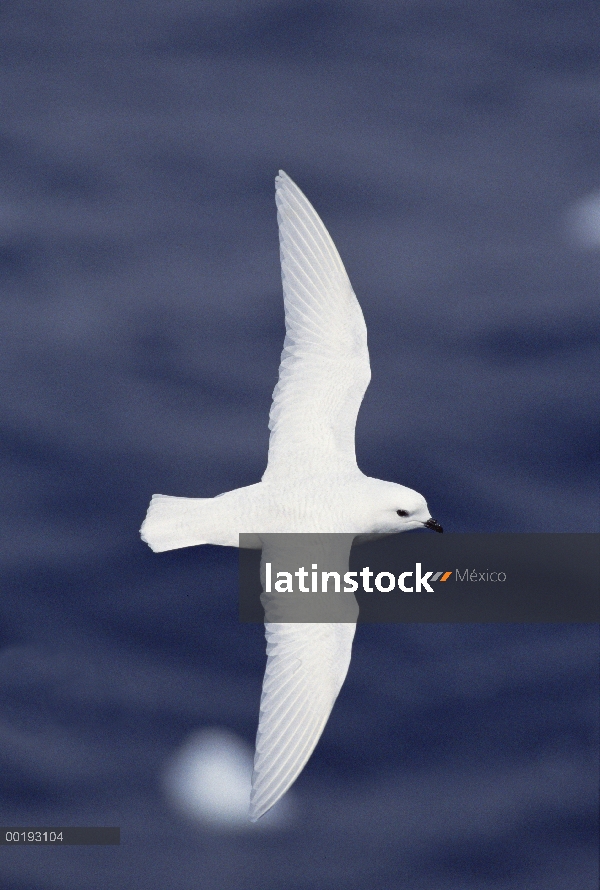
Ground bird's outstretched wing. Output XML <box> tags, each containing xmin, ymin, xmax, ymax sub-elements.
<box><xmin>263</xmin><ymin>171</ymin><xmax>371</xmax><ymax>481</ymax></box>
<box><xmin>249</xmin><ymin>621</ymin><xmax>356</xmax><ymax>821</ymax></box>
<box><xmin>249</xmin><ymin>535</ymin><xmax>358</xmax><ymax>821</ymax></box>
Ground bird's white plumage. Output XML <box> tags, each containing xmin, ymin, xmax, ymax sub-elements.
<box><xmin>249</xmin><ymin>534</ymin><xmax>357</xmax><ymax>821</ymax></box>
<box><xmin>247</xmin><ymin>174</ymin><xmax>371</xmax><ymax>817</ymax></box>
<box><xmin>140</xmin><ymin>170</ymin><xmax>436</xmax><ymax>822</ymax></box>
<box><xmin>250</xmin><ymin>620</ymin><xmax>355</xmax><ymax>821</ymax></box>
<box><xmin>264</xmin><ymin>171</ymin><xmax>371</xmax><ymax>480</ymax></box>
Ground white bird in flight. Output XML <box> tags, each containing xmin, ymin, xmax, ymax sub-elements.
<box><xmin>140</xmin><ymin>171</ymin><xmax>442</xmax><ymax>821</ymax></box>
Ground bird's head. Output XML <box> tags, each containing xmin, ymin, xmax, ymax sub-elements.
<box><xmin>360</xmin><ymin>478</ymin><xmax>443</xmax><ymax>535</ymax></box>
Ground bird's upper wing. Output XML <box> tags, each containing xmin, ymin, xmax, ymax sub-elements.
<box><xmin>262</xmin><ymin>171</ymin><xmax>371</xmax><ymax>481</ymax></box>
<box><xmin>249</xmin><ymin>535</ymin><xmax>357</xmax><ymax>821</ymax></box>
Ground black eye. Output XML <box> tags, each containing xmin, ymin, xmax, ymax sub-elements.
<box><xmin>397</xmin><ymin>509</ymin><xmax>409</xmax><ymax>517</ymax></box>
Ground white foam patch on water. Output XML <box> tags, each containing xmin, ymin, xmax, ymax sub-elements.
<box><xmin>566</xmin><ymin>190</ymin><xmax>600</xmax><ymax>248</ymax></box>
<box><xmin>163</xmin><ymin>727</ymin><xmax>295</xmax><ymax>830</ymax></box>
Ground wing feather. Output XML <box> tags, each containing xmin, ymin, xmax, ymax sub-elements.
<box><xmin>249</xmin><ymin>621</ymin><xmax>356</xmax><ymax>821</ymax></box>
<box><xmin>263</xmin><ymin>171</ymin><xmax>371</xmax><ymax>480</ymax></box>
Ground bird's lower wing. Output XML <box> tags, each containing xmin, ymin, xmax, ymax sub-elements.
<box><xmin>249</xmin><ymin>621</ymin><xmax>356</xmax><ymax>821</ymax></box>
<box><xmin>250</xmin><ymin>533</ymin><xmax>358</xmax><ymax>821</ymax></box>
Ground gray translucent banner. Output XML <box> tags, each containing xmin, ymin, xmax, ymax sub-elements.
<box><xmin>239</xmin><ymin>533</ymin><xmax>599</xmax><ymax>623</ymax></box>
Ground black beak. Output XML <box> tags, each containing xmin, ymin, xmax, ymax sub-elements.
<box><xmin>424</xmin><ymin>518</ymin><xmax>444</xmax><ymax>533</ymax></box>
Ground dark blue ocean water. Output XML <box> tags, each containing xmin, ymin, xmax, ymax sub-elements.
<box><xmin>0</xmin><ymin>2</ymin><xmax>598</xmax><ymax>887</ymax></box>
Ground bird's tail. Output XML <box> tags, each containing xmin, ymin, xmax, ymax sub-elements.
<box><xmin>140</xmin><ymin>494</ymin><xmax>215</xmax><ymax>552</ymax></box>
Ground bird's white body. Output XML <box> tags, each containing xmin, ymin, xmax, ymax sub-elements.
<box><xmin>142</xmin><ymin>472</ymin><xmax>430</xmax><ymax>551</ymax></box>
<box><xmin>141</xmin><ymin>171</ymin><xmax>437</xmax><ymax>821</ymax></box>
